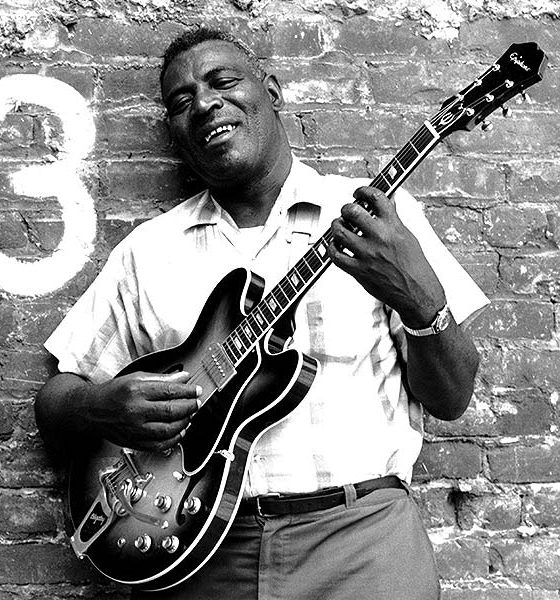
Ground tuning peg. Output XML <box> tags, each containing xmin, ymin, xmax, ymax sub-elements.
<box><xmin>502</xmin><ymin>105</ymin><xmax>513</xmax><ymax>118</ymax></box>
<box><xmin>481</xmin><ymin>120</ymin><xmax>494</xmax><ymax>132</ymax></box>
<box><xmin>517</xmin><ymin>91</ymin><xmax>533</xmax><ymax>104</ymax></box>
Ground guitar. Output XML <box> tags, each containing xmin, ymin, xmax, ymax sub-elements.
<box><xmin>67</xmin><ymin>42</ymin><xmax>547</xmax><ymax>591</ymax></box>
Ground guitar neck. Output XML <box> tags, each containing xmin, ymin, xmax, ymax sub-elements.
<box><xmin>222</xmin><ymin>120</ymin><xmax>442</xmax><ymax>365</ymax></box>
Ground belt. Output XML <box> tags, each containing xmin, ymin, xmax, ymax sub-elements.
<box><xmin>238</xmin><ymin>475</ymin><xmax>405</xmax><ymax>517</ymax></box>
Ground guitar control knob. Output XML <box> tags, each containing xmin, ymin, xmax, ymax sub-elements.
<box><xmin>185</xmin><ymin>497</ymin><xmax>202</xmax><ymax>515</ymax></box>
<box><xmin>134</xmin><ymin>534</ymin><xmax>153</xmax><ymax>553</ymax></box>
<box><xmin>162</xmin><ymin>535</ymin><xmax>180</xmax><ymax>553</ymax></box>
<box><xmin>154</xmin><ymin>494</ymin><xmax>172</xmax><ymax>512</ymax></box>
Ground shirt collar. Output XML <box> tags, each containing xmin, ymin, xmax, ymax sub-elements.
<box><xmin>180</xmin><ymin>155</ymin><xmax>324</xmax><ymax>233</ymax></box>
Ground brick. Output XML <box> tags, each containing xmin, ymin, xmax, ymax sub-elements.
<box><xmin>105</xmin><ymin>161</ymin><xmax>186</xmax><ymax>206</ymax></box>
<box><xmin>412</xmin><ymin>485</ymin><xmax>457</xmax><ymax>529</ymax></box>
<box><xmin>485</xmin><ymin>388</ymin><xmax>553</xmax><ymax>437</ymax></box>
<box><xmin>44</xmin><ymin>66</ymin><xmax>95</xmax><ymax>101</ymax></box>
<box><xmin>0</xmin><ymin>113</ymin><xmax>34</xmax><ymax>154</ymax></box>
<box><xmin>306</xmin><ymin>109</ymin><xmax>419</xmax><ymax>151</ymax></box>
<box><xmin>405</xmin><ymin>156</ymin><xmax>506</xmax><ymax>204</ymax></box>
<box><xmin>490</xmin><ymin>538</ymin><xmax>560</xmax><ymax>590</ymax></box>
<box><xmin>433</xmin><ymin>536</ymin><xmax>489</xmax><ymax>579</ymax></box>
<box><xmin>488</xmin><ymin>440</ymin><xmax>560</xmax><ymax>483</ymax></box>
<box><xmin>18</xmin><ymin>302</ymin><xmax>67</xmax><ymax>346</ymax></box>
<box><xmin>270</xmin><ymin>20</ymin><xmax>323</xmax><ymax>57</ymax></box>
<box><xmin>97</xmin><ymin>110</ymin><xmax>170</xmax><ymax>157</ymax></box>
<box><xmin>0</xmin><ymin>544</ymin><xmax>94</xmax><ymax>585</ymax></box>
<box><xmin>363</xmin><ymin>60</ymin><xmax>484</xmax><ymax>107</ymax></box>
<box><xmin>101</xmin><ymin>66</ymin><xmax>160</xmax><ymax>103</ymax></box>
<box><xmin>479</xmin><ymin>345</ymin><xmax>560</xmax><ymax>389</ymax></box>
<box><xmin>281</xmin><ymin>112</ymin><xmax>305</xmax><ymax>149</ymax></box>
<box><xmin>0</xmin><ymin>349</ymin><xmax>53</xmax><ymax>398</ymax></box>
<box><xmin>413</xmin><ymin>441</ymin><xmax>482</xmax><ymax>481</ymax></box>
<box><xmin>273</xmin><ymin>59</ymin><xmax>364</xmax><ymax>106</ymax></box>
<box><xmin>0</xmin><ymin>400</ymin><xmax>14</xmax><ymax>440</ymax></box>
<box><xmin>0</xmin><ymin>491</ymin><xmax>59</xmax><ymax>536</ymax></box>
<box><xmin>446</xmin><ymin>111</ymin><xmax>560</xmax><ymax>156</ymax></box>
<box><xmin>524</xmin><ymin>484</ymin><xmax>560</xmax><ymax>528</ymax></box>
<box><xmin>333</xmin><ymin>17</ymin><xmax>455</xmax><ymax>59</ymax></box>
<box><xmin>451</xmin><ymin>489</ymin><xmax>522</xmax><ymax>531</ymax></box>
<box><xmin>442</xmin><ymin>588</ymin><xmax>549</xmax><ymax>599</ymax></box>
<box><xmin>70</xmin><ymin>18</ymin><xmax>185</xmax><ymax>58</ymax></box>
<box><xmin>424</xmin><ymin>206</ymin><xmax>483</xmax><ymax>249</ymax></box>
<box><xmin>0</xmin><ymin>442</ymin><xmax>57</xmax><ymax>488</ymax></box>
<box><xmin>510</xmin><ymin>161</ymin><xmax>560</xmax><ymax>204</ymax></box>
<box><xmin>484</xmin><ymin>205</ymin><xmax>557</xmax><ymax>250</ymax></box>
<box><xmin>0</xmin><ymin>300</ymin><xmax>19</xmax><ymax>350</ymax></box>
<box><xmin>469</xmin><ymin>300</ymin><xmax>553</xmax><ymax>341</ymax></box>
<box><xmin>500</xmin><ymin>254</ymin><xmax>560</xmax><ymax>300</ymax></box>
<box><xmin>453</xmin><ymin>251</ymin><xmax>499</xmax><ymax>297</ymax></box>
<box><xmin>459</xmin><ymin>18</ymin><xmax>560</xmax><ymax>68</ymax></box>
<box><xmin>424</xmin><ymin>393</ymin><xmax>498</xmax><ymax>438</ymax></box>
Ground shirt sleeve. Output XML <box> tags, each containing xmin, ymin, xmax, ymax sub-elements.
<box><xmin>393</xmin><ymin>187</ymin><xmax>490</xmax><ymax>327</ymax></box>
<box><xmin>44</xmin><ymin>240</ymin><xmax>144</xmax><ymax>384</ymax></box>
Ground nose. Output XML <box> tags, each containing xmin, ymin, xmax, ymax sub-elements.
<box><xmin>192</xmin><ymin>85</ymin><xmax>224</xmax><ymax>116</ymax></box>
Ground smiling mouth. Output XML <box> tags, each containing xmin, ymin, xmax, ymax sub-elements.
<box><xmin>204</xmin><ymin>124</ymin><xmax>237</xmax><ymax>144</ymax></box>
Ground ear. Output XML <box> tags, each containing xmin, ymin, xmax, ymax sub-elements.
<box><xmin>262</xmin><ymin>73</ymin><xmax>285</xmax><ymax>112</ymax></box>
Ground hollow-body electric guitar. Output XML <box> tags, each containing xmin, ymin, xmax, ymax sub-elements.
<box><xmin>68</xmin><ymin>43</ymin><xmax>546</xmax><ymax>591</ymax></box>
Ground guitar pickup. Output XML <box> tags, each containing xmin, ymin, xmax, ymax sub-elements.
<box><xmin>201</xmin><ymin>343</ymin><xmax>236</xmax><ymax>391</ymax></box>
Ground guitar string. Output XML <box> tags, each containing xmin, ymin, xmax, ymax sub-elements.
<box><xmin>101</xmin><ymin>70</ymin><xmax>512</xmax><ymax>504</ymax></box>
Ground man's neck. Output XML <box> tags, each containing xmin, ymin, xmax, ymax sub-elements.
<box><xmin>210</xmin><ymin>151</ymin><xmax>293</xmax><ymax>228</ymax></box>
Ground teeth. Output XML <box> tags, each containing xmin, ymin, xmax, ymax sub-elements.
<box><xmin>205</xmin><ymin>124</ymin><xmax>235</xmax><ymax>143</ymax></box>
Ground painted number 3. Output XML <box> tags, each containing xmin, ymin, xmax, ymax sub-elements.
<box><xmin>0</xmin><ymin>74</ymin><xmax>96</xmax><ymax>296</ymax></box>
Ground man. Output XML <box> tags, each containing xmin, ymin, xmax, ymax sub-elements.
<box><xmin>35</xmin><ymin>27</ymin><xmax>488</xmax><ymax>599</ymax></box>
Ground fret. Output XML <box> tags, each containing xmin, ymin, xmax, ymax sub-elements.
<box><xmin>230</xmin><ymin>332</ymin><xmax>246</xmax><ymax>354</ymax></box>
<box><xmin>217</xmin><ymin>114</ymin><xmax>449</xmax><ymax>366</ymax></box>
<box><xmin>272</xmin><ymin>286</ymin><xmax>289</xmax><ymax>308</ymax></box>
<box><xmin>241</xmin><ymin>321</ymin><xmax>257</xmax><ymax>343</ymax></box>
<box><xmin>247</xmin><ymin>312</ymin><xmax>264</xmax><ymax>335</ymax></box>
<box><xmin>259</xmin><ymin>298</ymin><xmax>276</xmax><ymax>322</ymax></box>
<box><xmin>265</xmin><ymin>295</ymin><xmax>281</xmax><ymax>316</ymax></box>
<box><xmin>235</xmin><ymin>323</ymin><xmax>252</xmax><ymax>347</ymax></box>
<box><xmin>279</xmin><ymin>277</ymin><xmax>297</xmax><ymax>300</ymax></box>
<box><xmin>288</xmin><ymin>268</ymin><xmax>305</xmax><ymax>290</ymax></box>
<box><xmin>296</xmin><ymin>257</ymin><xmax>314</xmax><ymax>281</ymax></box>
<box><xmin>223</xmin><ymin>339</ymin><xmax>240</xmax><ymax>362</ymax></box>
<box><xmin>253</xmin><ymin>307</ymin><xmax>269</xmax><ymax>330</ymax></box>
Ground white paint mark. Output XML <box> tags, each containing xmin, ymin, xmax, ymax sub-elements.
<box><xmin>0</xmin><ymin>74</ymin><xmax>96</xmax><ymax>296</ymax></box>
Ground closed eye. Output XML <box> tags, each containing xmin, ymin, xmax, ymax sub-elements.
<box><xmin>167</xmin><ymin>95</ymin><xmax>193</xmax><ymax>117</ymax></box>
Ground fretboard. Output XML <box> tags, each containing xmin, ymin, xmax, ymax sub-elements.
<box><xmin>222</xmin><ymin>120</ymin><xmax>441</xmax><ymax>365</ymax></box>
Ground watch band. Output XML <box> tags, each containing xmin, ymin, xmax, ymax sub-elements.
<box><xmin>402</xmin><ymin>303</ymin><xmax>451</xmax><ymax>337</ymax></box>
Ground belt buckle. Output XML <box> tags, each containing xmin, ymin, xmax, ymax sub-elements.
<box><xmin>255</xmin><ymin>493</ymin><xmax>281</xmax><ymax>517</ymax></box>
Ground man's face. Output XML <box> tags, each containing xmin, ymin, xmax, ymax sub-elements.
<box><xmin>161</xmin><ymin>40</ymin><xmax>284</xmax><ymax>187</ymax></box>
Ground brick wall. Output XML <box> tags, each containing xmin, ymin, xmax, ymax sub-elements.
<box><xmin>0</xmin><ymin>0</ymin><xmax>558</xmax><ymax>598</ymax></box>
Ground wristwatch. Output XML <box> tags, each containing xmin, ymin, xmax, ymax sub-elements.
<box><xmin>402</xmin><ymin>303</ymin><xmax>452</xmax><ymax>337</ymax></box>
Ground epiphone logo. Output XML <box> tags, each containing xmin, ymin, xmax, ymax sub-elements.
<box><xmin>89</xmin><ymin>513</ymin><xmax>106</xmax><ymax>524</ymax></box>
<box><xmin>510</xmin><ymin>52</ymin><xmax>530</xmax><ymax>72</ymax></box>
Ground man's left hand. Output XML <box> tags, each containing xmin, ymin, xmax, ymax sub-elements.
<box><xmin>329</xmin><ymin>186</ymin><xmax>445</xmax><ymax>328</ymax></box>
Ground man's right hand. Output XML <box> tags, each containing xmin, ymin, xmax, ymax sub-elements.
<box><xmin>88</xmin><ymin>370</ymin><xmax>201</xmax><ymax>452</ymax></box>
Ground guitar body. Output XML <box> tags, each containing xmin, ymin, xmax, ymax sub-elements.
<box><xmin>67</xmin><ymin>268</ymin><xmax>317</xmax><ymax>590</ymax></box>
<box><xmin>66</xmin><ymin>41</ymin><xmax>547</xmax><ymax>590</ymax></box>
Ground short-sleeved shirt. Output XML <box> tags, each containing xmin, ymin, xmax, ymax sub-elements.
<box><xmin>45</xmin><ymin>157</ymin><xmax>489</xmax><ymax>494</ymax></box>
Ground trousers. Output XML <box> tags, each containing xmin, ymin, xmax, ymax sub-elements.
<box><xmin>133</xmin><ymin>486</ymin><xmax>440</xmax><ymax>600</ymax></box>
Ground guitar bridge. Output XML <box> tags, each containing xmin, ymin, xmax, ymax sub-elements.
<box><xmin>202</xmin><ymin>343</ymin><xmax>236</xmax><ymax>391</ymax></box>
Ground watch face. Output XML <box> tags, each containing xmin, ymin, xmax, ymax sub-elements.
<box><xmin>435</xmin><ymin>305</ymin><xmax>451</xmax><ymax>332</ymax></box>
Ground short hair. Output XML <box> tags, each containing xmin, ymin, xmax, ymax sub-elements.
<box><xmin>160</xmin><ymin>26</ymin><xmax>265</xmax><ymax>86</ymax></box>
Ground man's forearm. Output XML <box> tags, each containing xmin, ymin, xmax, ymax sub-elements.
<box><xmin>405</xmin><ymin>320</ymin><xmax>480</xmax><ymax>421</ymax></box>
<box><xmin>34</xmin><ymin>372</ymin><xmax>97</xmax><ymax>457</ymax></box>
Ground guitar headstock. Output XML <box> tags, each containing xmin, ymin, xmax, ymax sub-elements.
<box><xmin>432</xmin><ymin>42</ymin><xmax>547</xmax><ymax>137</ymax></box>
